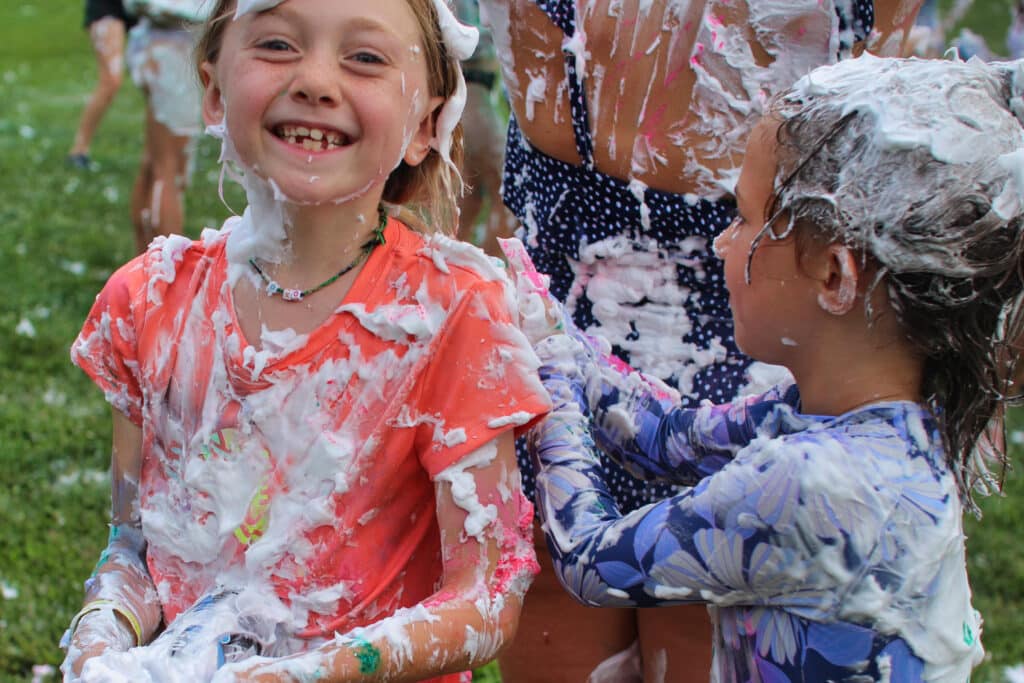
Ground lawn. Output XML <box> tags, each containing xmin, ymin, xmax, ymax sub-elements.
<box><xmin>0</xmin><ymin>1</ymin><xmax>1020</xmax><ymax>682</ymax></box>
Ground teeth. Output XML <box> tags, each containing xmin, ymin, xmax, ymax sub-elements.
<box><xmin>275</xmin><ymin>124</ymin><xmax>344</xmax><ymax>149</ymax></box>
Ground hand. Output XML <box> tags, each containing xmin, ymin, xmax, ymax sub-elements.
<box><xmin>60</xmin><ymin>610</ymin><xmax>135</xmax><ymax>682</ymax></box>
<box><xmin>498</xmin><ymin>237</ymin><xmax>564</xmax><ymax>344</ymax></box>
<box><xmin>212</xmin><ymin>656</ymin><xmax>303</xmax><ymax>683</ymax></box>
<box><xmin>61</xmin><ymin>641</ymin><xmax>109</xmax><ymax>682</ymax></box>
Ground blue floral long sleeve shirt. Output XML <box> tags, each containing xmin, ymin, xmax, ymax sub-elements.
<box><xmin>528</xmin><ymin>331</ymin><xmax>984</xmax><ymax>683</ymax></box>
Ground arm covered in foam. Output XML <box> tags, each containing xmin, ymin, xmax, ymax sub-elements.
<box><xmin>503</xmin><ymin>235</ymin><xmax>796</xmax><ymax>484</ymax></box>
<box><xmin>531</xmin><ymin>305</ymin><xmax>802</xmax><ymax>485</ymax></box>
<box><xmin>531</xmin><ymin>371</ymin><xmax>849</xmax><ymax>611</ymax></box>
<box><xmin>214</xmin><ymin>431</ymin><xmax>538</xmax><ymax>682</ymax></box>
<box><xmin>60</xmin><ymin>411</ymin><xmax>163</xmax><ymax>680</ymax></box>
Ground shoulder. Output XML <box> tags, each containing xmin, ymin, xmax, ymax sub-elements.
<box><xmin>740</xmin><ymin>403</ymin><xmax>953</xmax><ymax>527</ymax></box>
<box><xmin>96</xmin><ymin>226</ymin><xmax>227</xmax><ymax>317</ymax></box>
<box><xmin>387</xmin><ymin>222</ymin><xmax>513</xmax><ymax>307</ymax></box>
<box><xmin>731</xmin><ymin>405</ymin><xmax>920</xmax><ymax>500</ymax></box>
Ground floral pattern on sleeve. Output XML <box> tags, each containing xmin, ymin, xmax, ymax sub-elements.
<box><xmin>528</xmin><ymin>330</ymin><xmax>984</xmax><ymax>683</ymax></box>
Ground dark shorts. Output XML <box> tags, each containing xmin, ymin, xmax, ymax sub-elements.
<box><xmin>84</xmin><ymin>0</ymin><xmax>135</xmax><ymax>29</ymax></box>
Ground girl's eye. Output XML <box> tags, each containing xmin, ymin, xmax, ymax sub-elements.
<box><xmin>352</xmin><ymin>51</ymin><xmax>385</xmax><ymax>65</ymax></box>
<box><xmin>258</xmin><ymin>39</ymin><xmax>293</xmax><ymax>52</ymax></box>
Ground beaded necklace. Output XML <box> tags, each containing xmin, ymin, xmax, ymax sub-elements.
<box><xmin>249</xmin><ymin>206</ymin><xmax>387</xmax><ymax>303</ymax></box>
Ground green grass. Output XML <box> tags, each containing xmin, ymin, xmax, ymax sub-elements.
<box><xmin>0</xmin><ymin>1</ymin><xmax>1021</xmax><ymax>682</ymax></box>
<box><xmin>945</xmin><ymin>0</ymin><xmax>1015</xmax><ymax>53</ymax></box>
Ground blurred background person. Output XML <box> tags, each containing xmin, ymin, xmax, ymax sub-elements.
<box><xmin>123</xmin><ymin>0</ymin><xmax>209</xmax><ymax>252</ymax></box>
<box><xmin>67</xmin><ymin>0</ymin><xmax>136</xmax><ymax>170</ymax></box>
<box><xmin>1009</xmin><ymin>0</ymin><xmax>1024</xmax><ymax>58</ymax></box>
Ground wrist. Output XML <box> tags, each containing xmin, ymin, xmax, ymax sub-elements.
<box><xmin>66</xmin><ymin>601</ymin><xmax>142</xmax><ymax>650</ymax></box>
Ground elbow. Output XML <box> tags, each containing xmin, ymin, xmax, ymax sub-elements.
<box><xmin>458</xmin><ymin>586</ymin><xmax>526</xmax><ymax>669</ymax></box>
<box><xmin>489</xmin><ymin>592</ymin><xmax>526</xmax><ymax>660</ymax></box>
<box><xmin>548</xmin><ymin>556</ymin><xmax>609</xmax><ymax>607</ymax></box>
<box><xmin>547</xmin><ymin>551</ymin><xmax>636</xmax><ymax>608</ymax></box>
<box><xmin>466</xmin><ymin>544</ymin><xmax>539</xmax><ymax>665</ymax></box>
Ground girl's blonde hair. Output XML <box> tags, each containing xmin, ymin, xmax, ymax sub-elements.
<box><xmin>194</xmin><ymin>0</ymin><xmax>465</xmax><ymax>234</ymax></box>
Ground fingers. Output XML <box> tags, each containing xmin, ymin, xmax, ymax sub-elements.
<box><xmin>499</xmin><ymin>237</ymin><xmax>564</xmax><ymax>343</ymax></box>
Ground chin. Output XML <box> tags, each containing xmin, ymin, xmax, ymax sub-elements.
<box><xmin>260</xmin><ymin>177</ymin><xmax>340</xmax><ymax>207</ymax></box>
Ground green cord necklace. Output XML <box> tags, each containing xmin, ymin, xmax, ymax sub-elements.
<box><xmin>249</xmin><ymin>206</ymin><xmax>387</xmax><ymax>303</ymax></box>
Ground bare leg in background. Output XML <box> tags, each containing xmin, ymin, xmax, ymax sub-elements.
<box><xmin>70</xmin><ymin>17</ymin><xmax>127</xmax><ymax>159</ymax></box>
<box><xmin>130</xmin><ymin>105</ymin><xmax>190</xmax><ymax>253</ymax></box>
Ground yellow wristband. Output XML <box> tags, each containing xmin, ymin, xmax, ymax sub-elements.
<box><xmin>68</xmin><ymin>600</ymin><xmax>144</xmax><ymax>647</ymax></box>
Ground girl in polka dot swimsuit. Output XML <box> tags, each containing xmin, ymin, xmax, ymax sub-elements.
<box><xmin>482</xmin><ymin>0</ymin><xmax>923</xmax><ymax>679</ymax></box>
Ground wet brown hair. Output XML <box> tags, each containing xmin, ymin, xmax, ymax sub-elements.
<box><xmin>760</xmin><ymin>59</ymin><xmax>1024</xmax><ymax>513</ymax></box>
<box><xmin>194</xmin><ymin>0</ymin><xmax>465</xmax><ymax>233</ymax></box>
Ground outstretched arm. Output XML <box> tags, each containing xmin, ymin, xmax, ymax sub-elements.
<box><xmin>531</xmin><ymin>375</ymin><xmax>844</xmax><ymax>614</ymax></box>
<box><xmin>216</xmin><ymin>431</ymin><xmax>537</xmax><ymax>682</ymax></box>
<box><xmin>531</xmin><ymin>311</ymin><xmax>801</xmax><ymax>485</ymax></box>
<box><xmin>61</xmin><ymin>411</ymin><xmax>163</xmax><ymax>680</ymax></box>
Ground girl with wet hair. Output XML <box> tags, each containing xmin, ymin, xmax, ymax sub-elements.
<box><xmin>506</xmin><ymin>55</ymin><xmax>1024</xmax><ymax>681</ymax></box>
<box><xmin>59</xmin><ymin>0</ymin><xmax>550</xmax><ymax>680</ymax></box>
<box><xmin>482</xmin><ymin>0</ymin><xmax>923</xmax><ymax>677</ymax></box>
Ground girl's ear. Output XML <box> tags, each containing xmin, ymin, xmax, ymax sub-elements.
<box><xmin>200</xmin><ymin>62</ymin><xmax>225</xmax><ymax>128</ymax></box>
<box><xmin>403</xmin><ymin>95</ymin><xmax>445</xmax><ymax>166</ymax></box>
<box><xmin>816</xmin><ymin>244</ymin><xmax>859</xmax><ymax>316</ymax></box>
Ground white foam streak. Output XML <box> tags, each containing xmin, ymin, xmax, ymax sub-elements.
<box><xmin>435</xmin><ymin>442</ymin><xmax>500</xmax><ymax>542</ymax></box>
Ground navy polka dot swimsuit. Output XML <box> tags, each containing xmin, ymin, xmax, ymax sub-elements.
<box><xmin>505</xmin><ymin>0</ymin><xmax>874</xmax><ymax>512</ymax></box>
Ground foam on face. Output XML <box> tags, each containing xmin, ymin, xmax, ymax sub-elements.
<box><xmin>210</xmin><ymin>0</ymin><xmax>479</xmax><ymax>274</ymax></box>
<box><xmin>233</xmin><ymin>0</ymin><xmax>477</xmax><ymax>178</ymax></box>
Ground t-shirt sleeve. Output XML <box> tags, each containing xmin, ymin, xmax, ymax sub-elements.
<box><xmin>415</xmin><ymin>279</ymin><xmax>552</xmax><ymax>477</ymax></box>
<box><xmin>70</xmin><ymin>257</ymin><xmax>149</xmax><ymax>425</ymax></box>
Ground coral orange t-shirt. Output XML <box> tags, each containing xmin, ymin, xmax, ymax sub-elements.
<box><xmin>72</xmin><ymin>218</ymin><xmax>550</xmax><ymax>676</ymax></box>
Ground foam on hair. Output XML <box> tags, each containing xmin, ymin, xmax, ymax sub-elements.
<box><xmin>769</xmin><ymin>55</ymin><xmax>1024</xmax><ymax>512</ymax></box>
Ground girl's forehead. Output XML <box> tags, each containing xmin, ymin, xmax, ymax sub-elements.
<box><xmin>234</xmin><ymin>0</ymin><xmax>285</xmax><ymax>17</ymax></box>
<box><xmin>228</xmin><ymin>0</ymin><xmax>427</xmax><ymax>45</ymax></box>
<box><xmin>233</xmin><ymin>0</ymin><xmax>418</xmax><ymax>20</ymax></box>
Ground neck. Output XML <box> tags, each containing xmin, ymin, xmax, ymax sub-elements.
<box><xmin>281</xmin><ymin>199</ymin><xmax>384</xmax><ymax>268</ymax></box>
<box><xmin>792</xmin><ymin>356</ymin><xmax>921</xmax><ymax>417</ymax></box>
<box><xmin>786</xmin><ymin>308</ymin><xmax>923</xmax><ymax>417</ymax></box>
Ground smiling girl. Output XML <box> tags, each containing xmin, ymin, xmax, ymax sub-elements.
<box><xmin>59</xmin><ymin>0</ymin><xmax>550</xmax><ymax>681</ymax></box>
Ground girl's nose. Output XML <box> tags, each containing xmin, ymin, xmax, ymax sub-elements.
<box><xmin>712</xmin><ymin>219</ymin><xmax>739</xmax><ymax>259</ymax></box>
<box><xmin>290</xmin><ymin>54</ymin><xmax>340</xmax><ymax>106</ymax></box>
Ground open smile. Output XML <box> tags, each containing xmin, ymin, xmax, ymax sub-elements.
<box><xmin>272</xmin><ymin>123</ymin><xmax>350</xmax><ymax>152</ymax></box>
